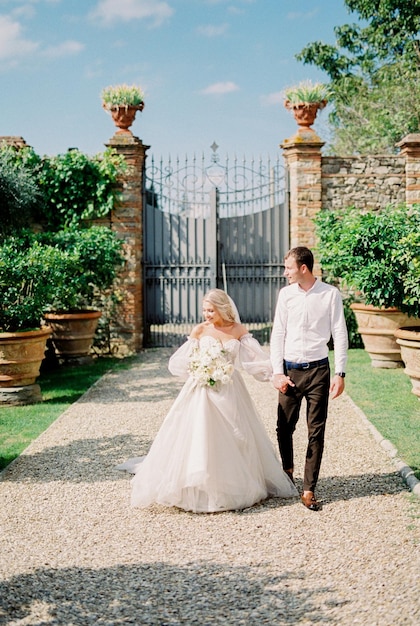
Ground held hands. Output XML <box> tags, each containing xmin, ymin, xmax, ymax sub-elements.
<box><xmin>272</xmin><ymin>373</ymin><xmax>295</xmax><ymax>394</ymax></box>
<box><xmin>273</xmin><ymin>372</ymin><xmax>345</xmax><ymax>398</ymax></box>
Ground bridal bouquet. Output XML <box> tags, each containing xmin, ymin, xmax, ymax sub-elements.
<box><xmin>188</xmin><ymin>342</ymin><xmax>234</xmax><ymax>388</ymax></box>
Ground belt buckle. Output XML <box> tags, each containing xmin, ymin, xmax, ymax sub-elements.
<box><xmin>302</xmin><ymin>362</ymin><xmax>310</xmax><ymax>370</ymax></box>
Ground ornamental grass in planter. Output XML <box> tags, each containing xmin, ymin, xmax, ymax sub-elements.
<box><xmin>283</xmin><ymin>80</ymin><xmax>329</xmax><ymax>131</ymax></box>
<box><xmin>101</xmin><ymin>83</ymin><xmax>145</xmax><ymax>134</ymax></box>
<box><xmin>314</xmin><ymin>204</ymin><xmax>420</xmax><ymax>368</ymax></box>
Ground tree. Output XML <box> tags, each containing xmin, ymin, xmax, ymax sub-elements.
<box><xmin>0</xmin><ymin>146</ymin><xmax>42</xmax><ymax>238</ymax></box>
<box><xmin>296</xmin><ymin>0</ymin><xmax>420</xmax><ymax>154</ymax></box>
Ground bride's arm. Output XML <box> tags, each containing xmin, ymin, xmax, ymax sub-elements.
<box><xmin>239</xmin><ymin>334</ymin><xmax>273</xmax><ymax>381</ymax></box>
<box><xmin>168</xmin><ymin>337</ymin><xmax>198</xmax><ymax>378</ymax></box>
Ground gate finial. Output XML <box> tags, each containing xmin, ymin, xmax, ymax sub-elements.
<box><xmin>210</xmin><ymin>141</ymin><xmax>219</xmax><ymax>163</ymax></box>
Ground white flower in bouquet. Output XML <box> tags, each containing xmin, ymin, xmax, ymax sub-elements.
<box><xmin>188</xmin><ymin>342</ymin><xmax>234</xmax><ymax>388</ymax></box>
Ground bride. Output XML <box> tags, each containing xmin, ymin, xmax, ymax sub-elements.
<box><xmin>120</xmin><ymin>288</ymin><xmax>297</xmax><ymax>513</ymax></box>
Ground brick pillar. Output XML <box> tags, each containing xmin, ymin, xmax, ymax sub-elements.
<box><xmin>396</xmin><ymin>133</ymin><xmax>420</xmax><ymax>206</ymax></box>
<box><xmin>105</xmin><ymin>133</ymin><xmax>149</xmax><ymax>355</ymax></box>
<box><xmin>281</xmin><ymin>128</ymin><xmax>324</xmax><ymax>276</ymax></box>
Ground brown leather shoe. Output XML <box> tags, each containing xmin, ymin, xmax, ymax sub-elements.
<box><xmin>301</xmin><ymin>491</ymin><xmax>321</xmax><ymax>511</ymax></box>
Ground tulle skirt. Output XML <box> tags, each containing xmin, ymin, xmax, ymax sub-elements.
<box><xmin>123</xmin><ymin>371</ymin><xmax>297</xmax><ymax>513</ymax></box>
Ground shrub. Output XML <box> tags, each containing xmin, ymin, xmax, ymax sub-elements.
<box><xmin>37</xmin><ymin>148</ymin><xmax>126</xmax><ymax>229</ymax></box>
<box><xmin>314</xmin><ymin>204</ymin><xmax>420</xmax><ymax>318</ymax></box>
<box><xmin>0</xmin><ymin>238</ymin><xmax>70</xmax><ymax>332</ymax></box>
<box><xmin>35</xmin><ymin>226</ymin><xmax>125</xmax><ymax>311</ymax></box>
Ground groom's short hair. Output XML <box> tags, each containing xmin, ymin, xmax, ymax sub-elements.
<box><xmin>285</xmin><ymin>246</ymin><xmax>314</xmax><ymax>272</ymax></box>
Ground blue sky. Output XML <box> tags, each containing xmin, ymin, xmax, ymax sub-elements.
<box><xmin>0</xmin><ymin>0</ymin><xmax>356</xmax><ymax>160</ymax></box>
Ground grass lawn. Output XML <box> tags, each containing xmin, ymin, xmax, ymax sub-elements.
<box><xmin>0</xmin><ymin>356</ymin><xmax>135</xmax><ymax>471</ymax></box>
<box><xmin>1</xmin><ymin>349</ymin><xmax>419</xmax><ymax>481</ymax></box>
<box><xmin>346</xmin><ymin>349</ymin><xmax>420</xmax><ymax>480</ymax></box>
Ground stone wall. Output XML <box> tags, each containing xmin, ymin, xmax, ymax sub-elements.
<box><xmin>321</xmin><ymin>154</ymin><xmax>406</xmax><ymax>211</ymax></box>
<box><xmin>281</xmin><ymin>130</ymin><xmax>420</xmax><ymax>279</ymax></box>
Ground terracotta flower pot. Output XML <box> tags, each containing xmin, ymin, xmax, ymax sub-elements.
<box><xmin>350</xmin><ymin>303</ymin><xmax>413</xmax><ymax>368</ymax></box>
<box><xmin>44</xmin><ymin>310</ymin><xmax>102</xmax><ymax>364</ymax></box>
<box><xmin>284</xmin><ymin>100</ymin><xmax>327</xmax><ymax>130</ymax></box>
<box><xmin>0</xmin><ymin>327</ymin><xmax>52</xmax><ymax>405</ymax></box>
<box><xmin>104</xmin><ymin>103</ymin><xmax>144</xmax><ymax>135</ymax></box>
<box><xmin>394</xmin><ymin>326</ymin><xmax>420</xmax><ymax>400</ymax></box>
<box><xmin>0</xmin><ymin>327</ymin><xmax>52</xmax><ymax>386</ymax></box>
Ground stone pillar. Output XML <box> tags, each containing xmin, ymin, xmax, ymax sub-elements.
<box><xmin>105</xmin><ymin>133</ymin><xmax>149</xmax><ymax>355</ymax></box>
<box><xmin>396</xmin><ymin>133</ymin><xmax>420</xmax><ymax>206</ymax></box>
<box><xmin>281</xmin><ymin>128</ymin><xmax>324</xmax><ymax>275</ymax></box>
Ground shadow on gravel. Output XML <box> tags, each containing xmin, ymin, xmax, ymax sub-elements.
<box><xmin>0</xmin><ymin>562</ymin><xmax>343</xmax><ymax>625</ymax></box>
<box><xmin>1</xmin><ymin>429</ymin><xmax>408</xmax><ymax>506</ymax></box>
<box><xmin>0</xmin><ymin>435</ymin><xmax>152</xmax><ymax>484</ymax></box>
<box><xmin>316</xmin><ymin>472</ymin><xmax>408</xmax><ymax>503</ymax></box>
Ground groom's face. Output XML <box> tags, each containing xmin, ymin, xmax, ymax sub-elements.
<box><xmin>284</xmin><ymin>257</ymin><xmax>305</xmax><ymax>285</ymax></box>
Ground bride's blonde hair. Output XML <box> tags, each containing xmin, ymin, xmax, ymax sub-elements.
<box><xmin>203</xmin><ymin>289</ymin><xmax>237</xmax><ymax>323</ymax></box>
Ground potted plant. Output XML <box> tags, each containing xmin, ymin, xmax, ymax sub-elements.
<box><xmin>0</xmin><ymin>237</ymin><xmax>72</xmax><ymax>403</ymax></box>
<box><xmin>0</xmin><ymin>144</ymin><xmax>126</xmax><ymax>385</ymax></box>
<box><xmin>283</xmin><ymin>80</ymin><xmax>329</xmax><ymax>131</ymax></box>
<box><xmin>313</xmin><ymin>204</ymin><xmax>420</xmax><ymax>368</ymax></box>
<box><xmin>101</xmin><ymin>83</ymin><xmax>145</xmax><ymax>135</ymax></box>
<box><xmin>42</xmin><ymin>226</ymin><xmax>125</xmax><ymax>363</ymax></box>
<box><xmin>393</xmin><ymin>230</ymin><xmax>420</xmax><ymax>398</ymax></box>
<box><xmin>0</xmin><ymin>149</ymin><xmax>56</xmax><ymax>404</ymax></box>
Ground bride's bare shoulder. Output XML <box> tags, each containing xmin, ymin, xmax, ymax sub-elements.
<box><xmin>190</xmin><ymin>321</ymin><xmax>208</xmax><ymax>339</ymax></box>
<box><xmin>235</xmin><ymin>322</ymin><xmax>249</xmax><ymax>338</ymax></box>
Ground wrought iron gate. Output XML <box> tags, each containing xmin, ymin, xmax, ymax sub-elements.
<box><xmin>143</xmin><ymin>145</ymin><xmax>288</xmax><ymax>346</ymax></box>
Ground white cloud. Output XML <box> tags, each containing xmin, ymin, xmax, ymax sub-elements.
<box><xmin>0</xmin><ymin>13</ymin><xmax>84</xmax><ymax>67</ymax></box>
<box><xmin>197</xmin><ymin>23</ymin><xmax>228</xmax><ymax>37</ymax></box>
<box><xmin>200</xmin><ymin>81</ymin><xmax>239</xmax><ymax>95</ymax></box>
<box><xmin>42</xmin><ymin>40</ymin><xmax>85</xmax><ymax>58</ymax></box>
<box><xmin>261</xmin><ymin>91</ymin><xmax>283</xmax><ymax>106</ymax></box>
<box><xmin>90</xmin><ymin>0</ymin><xmax>174</xmax><ymax>27</ymax></box>
<box><xmin>0</xmin><ymin>14</ymin><xmax>39</xmax><ymax>61</ymax></box>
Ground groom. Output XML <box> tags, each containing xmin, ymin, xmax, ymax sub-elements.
<box><xmin>270</xmin><ymin>246</ymin><xmax>348</xmax><ymax>511</ymax></box>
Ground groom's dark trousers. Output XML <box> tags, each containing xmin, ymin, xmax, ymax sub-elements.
<box><xmin>276</xmin><ymin>361</ymin><xmax>330</xmax><ymax>493</ymax></box>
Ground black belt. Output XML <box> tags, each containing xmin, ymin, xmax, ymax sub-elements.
<box><xmin>284</xmin><ymin>357</ymin><xmax>329</xmax><ymax>371</ymax></box>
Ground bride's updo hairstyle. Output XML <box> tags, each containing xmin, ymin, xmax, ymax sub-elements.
<box><xmin>204</xmin><ymin>289</ymin><xmax>236</xmax><ymax>323</ymax></box>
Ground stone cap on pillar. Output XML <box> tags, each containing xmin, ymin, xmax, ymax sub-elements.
<box><xmin>396</xmin><ymin>133</ymin><xmax>420</xmax><ymax>156</ymax></box>
<box><xmin>106</xmin><ymin>133</ymin><xmax>149</xmax><ymax>148</ymax></box>
<box><xmin>0</xmin><ymin>136</ymin><xmax>29</xmax><ymax>148</ymax></box>
<box><xmin>281</xmin><ymin>128</ymin><xmax>325</xmax><ymax>151</ymax></box>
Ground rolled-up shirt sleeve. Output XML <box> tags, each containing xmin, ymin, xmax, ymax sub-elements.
<box><xmin>330</xmin><ymin>289</ymin><xmax>348</xmax><ymax>373</ymax></box>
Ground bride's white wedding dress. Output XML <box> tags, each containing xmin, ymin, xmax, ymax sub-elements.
<box><xmin>120</xmin><ymin>334</ymin><xmax>297</xmax><ymax>513</ymax></box>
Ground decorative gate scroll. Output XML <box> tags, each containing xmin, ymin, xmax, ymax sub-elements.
<box><xmin>143</xmin><ymin>145</ymin><xmax>288</xmax><ymax>346</ymax></box>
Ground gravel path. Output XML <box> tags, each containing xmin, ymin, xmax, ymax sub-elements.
<box><xmin>1</xmin><ymin>348</ymin><xmax>419</xmax><ymax>625</ymax></box>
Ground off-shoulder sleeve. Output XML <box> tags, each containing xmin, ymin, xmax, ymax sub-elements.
<box><xmin>168</xmin><ymin>338</ymin><xmax>198</xmax><ymax>378</ymax></box>
<box><xmin>239</xmin><ymin>333</ymin><xmax>273</xmax><ymax>382</ymax></box>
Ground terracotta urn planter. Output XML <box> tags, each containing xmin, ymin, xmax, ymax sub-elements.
<box><xmin>284</xmin><ymin>99</ymin><xmax>327</xmax><ymax>131</ymax></box>
<box><xmin>105</xmin><ymin>103</ymin><xmax>144</xmax><ymax>135</ymax></box>
<box><xmin>350</xmin><ymin>303</ymin><xmax>413</xmax><ymax>368</ymax></box>
<box><xmin>44</xmin><ymin>310</ymin><xmax>102</xmax><ymax>364</ymax></box>
<box><xmin>0</xmin><ymin>327</ymin><xmax>52</xmax><ymax>405</ymax></box>
<box><xmin>394</xmin><ymin>326</ymin><xmax>420</xmax><ymax>400</ymax></box>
